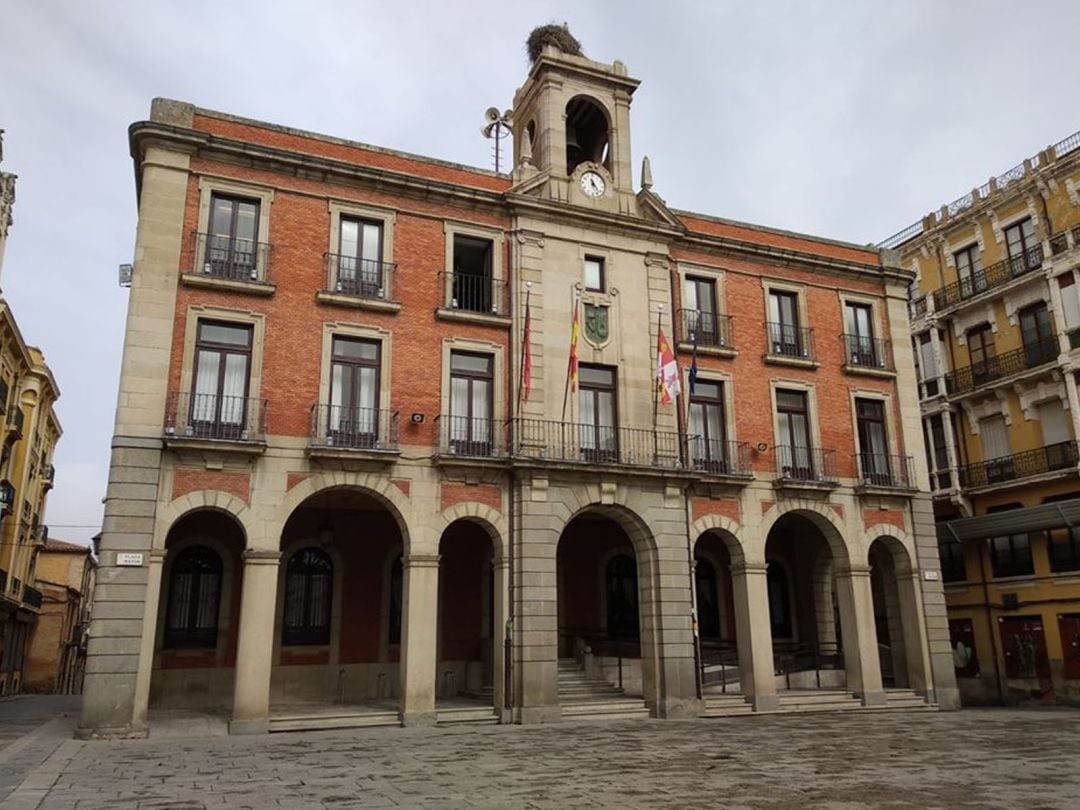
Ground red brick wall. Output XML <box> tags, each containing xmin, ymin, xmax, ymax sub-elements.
<box><xmin>691</xmin><ymin>496</ymin><xmax>741</xmax><ymax>527</ymax></box>
<box><xmin>172</xmin><ymin>468</ymin><xmax>250</xmax><ymax>504</ymax></box>
<box><xmin>864</xmin><ymin>508</ymin><xmax>906</xmax><ymax>533</ymax></box>
<box><xmin>441</xmin><ymin>482</ymin><xmax>501</xmax><ymax>513</ymax></box>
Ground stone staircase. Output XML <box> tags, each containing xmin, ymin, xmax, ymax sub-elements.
<box><xmin>436</xmin><ymin>704</ymin><xmax>499</xmax><ymax>726</ymax></box>
<box><xmin>880</xmin><ymin>688</ymin><xmax>936</xmax><ymax>711</ymax></box>
<box><xmin>558</xmin><ymin>658</ymin><xmax>649</xmax><ymax>720</ymax></box>
<box><xmin>776</xmin><ymin>689</ymin><xmax>865</xmax><ymax>713</ymax></box>
<box><xmin>702</xmin><ymin>693</ymin><xmax>754</xmax><ymax>717</ymax></box>
<box><xmin>269</xmin><ymin>707</ymin><xmax>400</xmax><ymax>733</ymax></box>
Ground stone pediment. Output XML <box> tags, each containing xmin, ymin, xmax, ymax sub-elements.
<box><xmin>636</xmin><ymin>188</ymin><xmax>683</xmax><ymax>229</ymax></box>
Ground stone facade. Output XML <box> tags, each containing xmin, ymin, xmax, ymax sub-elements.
<box><xmin>81</xmin><ymin>36</ymin><xmax>957</xmax><ymax>737</ymax></box>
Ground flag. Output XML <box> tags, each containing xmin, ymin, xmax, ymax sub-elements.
<box><xmin>568</xmin><ymin>300</ymin><xmax>580</xmax><ymax>392</ymax></box>
<box><xmin>657</xmin><ymin>327</ymin><xmax>681</xmax><ymax>404</ymax></box>
<box><xmin>521</xmin><ymin>289</ymin><xmax>533</xmax><ymax>403</ymax></box>
<box><xmin>688</xmin><ymin>328</ymin><xmax>699</xmax><ymax>397</ymax></box>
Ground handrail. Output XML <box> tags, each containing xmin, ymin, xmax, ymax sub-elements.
<box><xmin>309</xmin><ymin>404</ymin><xmax>399</xmax><ymax>451</ymax></box>
<box><xmin>164</xmin><ymin>391</ymin><xmax>268</xmax><ymax>442</ymax></box>
<box><xmin>958</xmin><ymin>441</ymin><xmax>1078</xmax><ymax>489</ymax></box>
<box><xmin>193</xmin><ymin>232</ymin><xmax>271</xmax><ymax>283</ymax></box>
<box><xmin>944</xmin><ymin>339</ymin><xmax>1058</xmax><ymax>396</ymax></box>
<box><xmin>324</xmin><ymin>253</ymin><xmax>396</xmax><ymax>301</ymax></box>
<box><xmin>931</xmin><ymin>245</ymin><xmax>1044</xmax><ymax>311</ymax></box>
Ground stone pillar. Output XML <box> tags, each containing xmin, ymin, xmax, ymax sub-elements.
<box><xmin>730</xmin><ymin>562</ymin><xmax>779</xmax><ymax>711</ymax></box>
<box><xmin>834</xmin><ymin>564</ymin><xmax>886</xmax><ymax>706</ymax></box>
<box><xmin>897</xmin><ymin>570</ymin><xmax>931</xmax><ymax>694</ymax></box>
<box><xmin>130</xmin><ymin>548</ymin><xmax>167</xmax><ymax>731</ymax></box>
<box><xmin>514</xmin><ymin>504</ymin><xmax>560</xmax><ymax>724</ymax></box>
<box><xmin>492</xmin><ymin>556</ymin><xmax>510</xmax><ymax>721</ymax></box>
<box><xmin>647</xmin><ymin>545</ymin><xmax>702</xmax><ymax>719</ymax></box>
<box><xmin>400</xmin><ymin>553</ymin><xmax>439</xmax><ymax>727</ymax></box>
<box><xmin>229</xmin><ymin>550</ymin><xmax>281</xmax><ymax>735</ymax></box>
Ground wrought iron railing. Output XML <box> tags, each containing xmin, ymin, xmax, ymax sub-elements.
<box><xmin>324</xmin><ymin>254</ymin><xmax>395</xmax><ymax>301</ymax></box>
<box><xmin>512</xmin><ymin>418</ymin><xmax>685</xmax><ymax>469</ymax></box>
<box><xmin>193</xmin><ymin>232</ymin><xmax>271</xmax><ymax>283</ymax></box>
<box><xmin>1069</xmin><ymin>328</ymin><xmax>1080</xmax><ymax>350</ymax></box>
<box><xmin>678</xmin><ymin>309</ymin><xmax>733</xmax><ymax>349</ymax></box>
<box><xmin>434</xmin><ymin>414</ymin><xmax>506</xmax><ymax>458</ymax></box>
<box><xmin>855</xmin><ymin>453</ymin><xmax>916</xmax><ymax>489</ymax></box>
<box><xmin>944</xmin><ymin>339</ymin><xmax>1058</xmax><ymax>395</ymax></box>
<box><xmin>931</xmin><ymin>245</ymin><xmax>1044</xmax><ymax>310</ymax></box>
<box><xmin>686</xmin><ymin>438</ymin><xmax>753</xmax><ymax>477</ymax></box>
<box><xmin>773</xmin><ymin>642</ymin><xmax>843</xmax><ymax>690</ymax></box>
<box><xmin>958</xmin><ymin>441</ymin><xmax>1079</xmax><ymax>488</ymax></box>
<box><xmin>8</xmin><ymin>406</ymin><xmax>24</xmax><ymax>437</ymax></box>
<box><xmin>440</xmin><ymin>271</ymin><xmax>509</xmax><ymax>316</ymax></box>
<box><xmin>699</xmin><ymin>640</ymin><xmax>739</xmax><ymax>694</ymax></box>
<box><xmin>775</xmin><ymin>445</ymin><xmax>839</xmax><ymax>485</ymax></box>
<box><xmin>0</xmin><ymin>480</ymin><xmax>14</xmax><ymax>514</ymax></box>
<box><xmin>309</xmin><ymin>404</ymin><xmax>398</xmax><ymax>452</ymax></box>
<box><xmin>910</xmin><ymin>297</ymin><xmax>927</xmax><ymax>319</ymax></box>
<box><xmin>23</xmin><ymin>585</ymin><xmax>42</xmax><ymax>609</ymax></box>
<box><xmin>842</xmin><ymin>334</ymin><xmax>894</xmax><ymax>371</ymax></box>
<box><xmin>1050</xmin><ymin>232</ymin><xmax>1069</xmax><ymax>256</ymax></box>
<box><xmin>765</xmin><ymin>322</ymin><xmax>814</xmax><ymax>361</ymax></box>
<box><xmin>164</xmin><ymin>392</ymin><xmax>267</xmax><ymax>443</ymax></box>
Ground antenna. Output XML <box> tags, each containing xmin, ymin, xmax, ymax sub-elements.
<box><xmin>481</xmin><ymin>107</ymin><xmax>513</xmax><ymax>173</ymax></box>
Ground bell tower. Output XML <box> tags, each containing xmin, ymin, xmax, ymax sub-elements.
<box><xmin>512</xmin><ymin>26</ymin><xmax>641</xmax><ymax>215</ymax></box>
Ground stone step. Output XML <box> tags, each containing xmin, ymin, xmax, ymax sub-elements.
<box><xmin>437</xmin><ymin>707</ymin><xmax>499</xmax><ymax>726</ymax></box>
<box><xmin>269</xmin><ymin>710</ymin><xmax>400</xmax><ymax>733</ymax></box>
<box><xmin>562</xmin><ymin>700</ymin><xmax>650</xmax><ymax>719</ymax></box>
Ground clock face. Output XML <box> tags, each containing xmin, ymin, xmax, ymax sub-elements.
<box><xmin>580</xmin><ymin>171</ymin><xmax>606</xmax><ymax>198</ymax></box>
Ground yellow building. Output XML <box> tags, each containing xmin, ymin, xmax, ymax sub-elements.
<box><xmin>0</xmin><ymin>132</ymin><xmax>63</xmax><ymax>696</ymax></box>
<box><xmin>884</xmin><ymin>128</ymin><xmax>1080</xmax><ymax>704</ymax></box>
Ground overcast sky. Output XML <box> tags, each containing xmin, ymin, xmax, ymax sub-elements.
<box><xmin>2</xmin><ymin>1</ymin><xmax>1078</xmax><ymax>545</ymax></box>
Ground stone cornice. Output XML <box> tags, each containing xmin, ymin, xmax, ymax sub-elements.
<box><xmin>505</xmin><ymin>192</ymin><xmax>683</xmax><ymax>241</ymax></box>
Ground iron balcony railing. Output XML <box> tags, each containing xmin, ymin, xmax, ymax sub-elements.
<box><xmin>909</xmin><ymin>297</ymin><xmax>927</xmax><ymax>319</ymax></box>
<box><xmin>765</xmin><ymin>322</ymin><xmax>815</xmax><ymax>361</ymax></box>
<box><xmin>164</xmin><ymin>392</ymin><xmax>267</xmax><ymax>443</ymax></box>
<box><xmin>512</xmin><ymin>418</ymin><xmax>687</xmax><ymax>469</ymax></box>
<box><xmin>434</xmin><ymin>414</ymin><xmax>506</xmax><ymax>459</ymax></box>
<box><xmin>775</xmin><ymin>445</ymin><xmax>839</xmax><ymax>485</ymax></box>
<box><xmin>855</xmin><ymin>453</ymin><xmax>916</xmax><ymax>489</ymax></box>
<box><xmin>0</xmin><ymin>480</ymin><xmax>14</xmax><ymax>513</ymax></box>
<box><xmin>1050</xmin><ymin>232</ymin><xmax>1069</xmax><ymax>256</ymax></box>
<box><xmin>944</xmin><ymin>339</ymin><xmax>1058</xmax><ymax>396</ymax></box>
<box><xmin>193</xmin><ymin>232</ymin><xmax>271</xmax><ymax>283</ymax></box>
<box><xmin>931</xmin><ymin>245</ymin><xmax>1044</xmax><ymax>311</ymax></box>
<box><xmin>23</xmin><ymin>585</ymin><xmax>42</xmax><ymax>609</ymax></box>
<box><xmin>678</xmin><ymin>309</ymin><xmax>733</xmax><ymax>349</ymax></box>
<box><xmin>842</xmin><ymin>334</ymin><xmax>894</xmax><ymax>371</ymax></box>
<box><xmin>958</xmin><ymin>441</ymin><xmax>1079</xmax><ymax>489</ymax></box>
<box><xmin>1069</xmin><ymin>328</ymin><xmax>1080</xmax><ymax>350</ymax></box>
<box><xmin>685</xmin><ymin>437</ymin><xmax>753</xmax><ymax>477</ymax></box>
<box><xmin>324</xmin><ymin>253</ymin><xmax>396</xmax><ymax>301</ymax></box>
<box><xmin>440</xmin><ymin>271</ymin><xmax>509</xmax><ymax>316</ymax></box>
<box><xmin>7</xmin><ymin>406</ymin><xmax>24</xmax><ymax>437</ymax></box>
<box><xmin>309</xmin><ymin>404</ymin><xmax>398</xmax><ymax>452</ymax></box>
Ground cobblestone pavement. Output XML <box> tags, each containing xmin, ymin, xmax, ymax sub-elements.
<box><xmin>2</xmin><ymin>702</ymin><xmax>1080</xmax><ymax>808</ymax></box>
<box><xmin>0</xmin><ymin>696</ymin><xmax>80</xmax><ymax>803</ymax></box>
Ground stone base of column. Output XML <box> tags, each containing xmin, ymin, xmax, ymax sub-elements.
<box><xmin>751</xmin><ymin>694</ymin><xmax>781</xmax><ymax>713</ymax></box>
<box><xmin>400</xmin><ymin>711</ymin><xmax>438</xmax><ymax>728</ymax></box>
<box><xmin>517</xmin><ymin>705</ymin><xmax>562</xmax><ymax>724</ymax></box>
<box><xmin>654</xmin><ymin>697</ymin><xmax>702</xmax><ymax>719</ymax></box>
<box><xmin>229</xmin><ymin>718</ymin><xmax>270</xmax><ymax>735</ymax></box>
<box><xmin>74</xmin><ymin>723</ymin><xmax>146</xmax><ymax>740</ymax></box>
<box><xmin>496</xmin><ymin>707</ymin><xmax>514</xmax><ymax>724</ymax></box>
<box><xmin>859</xmin><ymin>690</ymin><xmax>888</xmax><ymax>707</ymax></box>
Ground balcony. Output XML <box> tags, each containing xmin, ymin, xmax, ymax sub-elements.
<box><xmin>764</xmin><ymin>323</ymin><xmax>816</xmax><ymax>366</ymax></box>
<box><xmin>684</xmin><ymin>437</ymin><xmax>753</xmax><ymax>478</ymax></box>
<box><xmin>23</xmin><ymin>585</ymin><xmax>42</xmax><ymax>609</ymax></box>
<box><xmin>958</xmin><ymin>441</ymin><xmax>1078</xmax><ymax>489</ymax></box>
<box><xmin>944</xmin><ymin>339</ymin><xmax>1058</xmax><ymax>396</ymax></box>
<box><xmin>308</xmin><ymin>404</ymin><xmax>399</xmax><ymax>461</ymax></box>
<box><xmin>512</xmin><ymin>418</ymin><xmax>689</xmax><ymax>472</ymax></box>
<box><xmin>855</xmin><ymin>454</ymin><xmax>916</xmax><ymax>491</ymax></box>
<box><xmin>434</xmin><ymin>415</ymin><xmax>507</xmax><ymax>462</ymax></box>
<box><xmin>6</xmin><ymin>406</ymin><xmax>24</xmax><ymax>441</ymax></box>
<box><xmin>909</xmin><ymin>297</ymin><xmax>927</xmax><ymax>320</ymax></box>
<box><xmin>164</xmin><ymin>392</ymin><xmax>267</xmax><ymax>452</ymax></box>
<box><xmin>0</xmin><ymin>480</ymin><xmax>14</xmax><ymax>515</ymax></box>
<box><xmin>437</xmin><ymin>272</ymin><xmax>510</xmax><ymax>324</ymax></box>
<box><xmin>774</xmin><ymin>445</ymin><xmax>839</xmax><ymax>488</ymax></box>
<box><xmin>1049</xmin><ymin>227</ymin><xmax>1080</xmax><ymax>258</ymax></box>
<box><xmin>183</xmin><ymin>232</ymin><xmax>273</xmax><ymax>293</ymax></box>
<box><xmin>677</xmin><ymin>309</ymin><xmax>734</xmax><ymax>353</ymax></box>
<box><xmin>1069</xmin><ymin>328</ymin><xmax>1080</xmax><ymax>351</ymax></box>
<box><xmin>317</xmin><ymin>254</ymin><xmax>400</xmax><ymax>312</ymax></box>
<box><xmin>930</xmin><ymin>245</ymin><xmax>1044</xmax><ymax>312</ymax></box>
<box><xmin>841</xmin><ymin>334</ymin><xmax>895</xmax><ymax>374</ymax></box>
<box><xmin>0</xmin><ymin>378</ymin><xmax>7</xmax><ymax>415</ymax></box>
<box><xmin>42</xmin><ymin>464</ymin><xmax>55</xmax><ymax>491</ymax></box>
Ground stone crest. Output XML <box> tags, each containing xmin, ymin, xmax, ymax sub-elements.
<box><xmin>584</xmin><ymin>303</ymin><xmax>609</xmax><ymax>344</ymax></box>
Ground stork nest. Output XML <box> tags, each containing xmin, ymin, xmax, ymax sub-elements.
<box><xmin>526</xmin><ymin>24</ymin><xmax>583</xmax><ymax>62</ymax></box>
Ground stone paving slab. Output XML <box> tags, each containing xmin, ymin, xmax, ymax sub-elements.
<box><xmin>3</xmin><ymin>704</ymin><xmax>1080</xmax><ymax>808</ymax></box>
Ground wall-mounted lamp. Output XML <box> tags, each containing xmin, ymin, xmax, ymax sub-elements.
<box><xmin>410</xmin><ymin>413</ymin><xmax>425</xmax><ymax>424</ymax></box>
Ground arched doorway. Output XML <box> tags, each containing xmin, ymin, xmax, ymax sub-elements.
<box><xmin>869</xmin><ymin>536</ymin><xmax>929</xmax><ymax>694</ymax></box>
<box><xmin>437</xmin><ymin>520</ymin><xmax>496</xmax><ymax>707</ymax></box>
<box><xmin>693</xmin><ymin>531</ymin><xmax>738</xmax><ymax>694</ymax></box>
<box><xmin>150</xmin><ymin>509</ymin><xmax>245</xmax><ymax>713</ymax></box>
<box><xmin>272</xmin><ymin>487</ymin><xmax>404</xmax><ymax>716</ymax></box>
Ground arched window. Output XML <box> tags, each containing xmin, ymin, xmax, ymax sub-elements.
<box><xmin>165</xmin><ymin>545</ymin><xmax>222</xmax><ymax>649</ymax></box>
<box><xmin>767</xmin><ymin>561</ymin><xmax>793</xmax><ymax>640</ymax></box>
<box><xmin>695</xmin><ymin>557</ymin><xmax>721</xmax><ymax>639</ymax></box>
<box><xmin>282</xmin><ymin>547</ymin><xmax>333</xmax><ymax>646</ymax></box>
<box><xmin>388</xmin><ymin>555</ymin><xmax>403</xmax><ymax>646</ymax></box>
<box><xmin>606</xmin><ymin>554</ymin><xmax>639</xmax><ymax>640</ymax></box>
<box><xmin>565</xmin><ymin>96</ymin><xmax>610</xmax><ymax>174</ymax></box>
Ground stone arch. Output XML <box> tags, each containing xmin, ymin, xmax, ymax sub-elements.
<box><xmin>274</xmin><ymin>472</ymin><xmax>413</xmax><ymax>555</ymax></box>
<box><xmin>759</xmin><ymin>501</ymin><xmax>853</xmax><ymax>567</ymax></box>
<box><xmin>690</xmin><ymin>514</ymin><xmax>747</xmax><ymax>566</ymax></box>
<box><xmin>438</xmin><ymin>502</ymin><xmax>507</xmax><ymax>562</ymax></box>
<box><xmin>154</xmin><ymin>490</ymin><xmax>254</xmax><ymax>551</ymax></box>
<box><xmin>866</xmin><ymin>527</ymin><xmax>929</xmax><ymax>692</ymax></box>
<box><xmin>863</xmin><ymin>525</ymin><xmax>917</xmax><ymax>576</ymax></box>
<box><xmin>565</xmin><ymin>94</ymin><xmax>612</xmax><ymax>172</ymax></box>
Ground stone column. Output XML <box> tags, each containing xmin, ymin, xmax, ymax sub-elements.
<box><xmin>514</xmin><ymin>504</ymin><xmax>560</xmax><ymax>724</ymax></box>
<box><xmin>492</xmin><ymin>556</ymin><xmax>510</xmax><ymax>721</ymax></box>
<box><xmin>897</xmin><ymin>570</ymin><xmax>931</xmax><ymax>694</ymax></box>
<box><xmin>130</xmin><ymin>548</ymin><xmax>167</xmax><ymax>731</ymax></box>
<box><xmin>400</xmin><ymin>553</ymin><xmax>439</xmax><ymax>727</ymax></box>
<box><xmin>835</xmin><ymin>564</ymin><xmax>886</xmax><ymax>706</ymax></box>
<box><xmin>648</xmin><ymin>544</ymin><xmax>701</xmax><ymax>719</ymax></box>
<box><xmin>229</xmin><ymin>550</ymin><xmax>281</xmax><ymax>735</ymax></box>
<box><xmin>730</xmin><ymin>562</ymin><xmax>779</xmax><ymax>711</ymax></box>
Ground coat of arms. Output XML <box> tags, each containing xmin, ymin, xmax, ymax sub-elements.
<box><xmin>584</xmin><ymin>304</ymin><xmax>609</xmax><ymax>344</ymax></box>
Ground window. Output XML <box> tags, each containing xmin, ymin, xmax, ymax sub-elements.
<box><xmin>206</xmin><ymin>194</ymin><xmax>259</xmax><ymax>280</ymax></box>
<box><xmin>191</xmin><ymin>321</ymin><xmax>253</xmax><ymax>438</ymax></box>
<box><xmin>689</xmin><ymin>380</ymin><xmax>728</xmax><ymax>472</ymax></box>
<box><xmin>939</xmin><ymin>541</ymin><xmax>967</xmax><ymax>583</ymax></box>
<box><xmin>1004</xmin><ymin>218</ymin><xmax>1039</xmax><ymax>272</ymax></box>
<box><xmin>1044</xmin><ymin>493</ymin><xmax>1080</xmax><ymax>573</ymax></box>
<box><xmin>966</xmin><ymin>324</ymin><xmax>996</xmax><ymax>386</ymax></box>
<box><xmin>990</xmin><ymin>534</ymin><xmax>1034</xmax><ymax>578</ymax></box>
<box><xmin>775</xmin><ymin>389</ymin><xmax>812</xmax><ymax>478</ymax></box>
<box><xmin>925</xmin><ymin>414</ymin><xmax>952</xmax><ymax>490</ymax></box>
<box><xmin>954</xmin><ymin>244</ymin><xmax>984</xmax><ymax>298</ymax></box>
<box><xmin>336</xmin><ymin>217</ymin><xmax>384</xmax><ymax>296</ymax></box>
<box><xmin>768</xmin><ymin>290</ymin><xmax>805</xmax><ymax>357</ymax></box>
<box><xmin>164</xmin><ymin>546</ymin><xmax>222</xmax><ymax>649</ymax></box>
<box><xmin>605</xmin><ymin>554</ymin><xmax>639</xmax><ymax>640</ymax></box>
<box><xmin>1019</xmin><ymin>303</ymin><xmax>1055</xmax><ymax>365</ymax></box>
<box><xmin>684</xmin><ymin>276</ymin><xmax>722</xmax><ymax>346</ymax></box>
<box><xmin>917</xmin><ymin>333</ymin><xmax>939</xmax><ymax>396</ymax></box>
<box><xmin>579</xmin><ymin>364</ymin><xmax>618</xmax><ymax>462</ymax></box>
<box><xmin>584</xmin><ymin>256</ymin><xmax>605</xmax><ymax>292</ymax></box>
<box><xmin>449</xmin><ymin>351</ymin><xmax>494</xmax><ymax>454</ymax></box>
<box><xmin>855</xmin><ymin>398</ymin><xmax>891</xmax><ymax>484</ymax></box>
<box><xmin>766</xmin><ymin>561</ymin><xmax>793</xmax><ymax>639</ymax></box>
<box><xmin>844</xmin><ymin>302</ymin><xmax>879</xmax><ymax>367</ymax></box>
<box><xmin>451</xmin><ymin>235</ymin><xmax>494</xmax><ymax>313</ymax></box>
<box><xmin>1058</xmin><ymin>274</ymin><xmax>1080</xmax><ymax>331</ymax></box>
<box><xmin>694</xmin><ymin>557</ymin><xmax>721</xmax><ymax>639</ymax></box>
<box><xmin>979</xmin><ymin>414</ymin><xmax>1010</xmax><ymax>461</ymax></box>
<box><xmin>328</xmin><ymin>337</ymin><xmax>380</xmax><ymax>448</ymax></box>
<box><xmin>282</xmin><ymin>548</ymin><xmax>333</xmax><ymax>646</ymax></box>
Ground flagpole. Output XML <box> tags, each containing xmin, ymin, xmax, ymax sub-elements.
<box><xmin>561</xmin><ymin>286</ymin><xmax>579</xmax><ymax>425</ymax></box>
<box><xmin>652</xmin><ymin>304</ymin><xmax>662</xmax><ymax>447</ymax></box>
<box><xmin>518</xmin><ymin>284</ymin><xmax>531</xmax><ymax>413</ymax></box>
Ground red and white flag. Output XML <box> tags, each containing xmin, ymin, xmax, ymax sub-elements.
<box><xmin>656</xmin><ymin>328</ymin><xmax>681</xmax><ymax>404</ymax></box>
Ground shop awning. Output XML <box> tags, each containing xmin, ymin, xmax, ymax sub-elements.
<box><xmin>937</xmin><ymin>497</ymin><xmax>1080</xmax><ymax>543</ymax></box>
